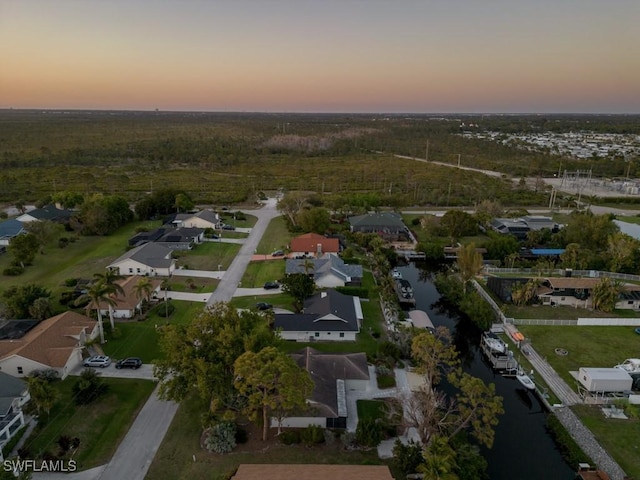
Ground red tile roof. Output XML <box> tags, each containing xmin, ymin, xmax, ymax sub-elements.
<box><xmin>290</xmin><ymin>233</ymin><xmax>339</xmax><ymax>255</ymax></box>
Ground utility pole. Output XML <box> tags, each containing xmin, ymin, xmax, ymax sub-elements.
<box><xmin>456</xmin><ymin>154</ymin><xmax>461</xmax><ymax>167</ymax></box>
<box><xmin>425</xmin><ymin>140</ymin><xmax>429</xmax><ymax>161</ymax></box>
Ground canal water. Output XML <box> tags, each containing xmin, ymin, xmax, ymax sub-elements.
<box><xmin>397</xmin><ymin>263</ymin><xmax>575</xmax><ymax>480</ymax></box>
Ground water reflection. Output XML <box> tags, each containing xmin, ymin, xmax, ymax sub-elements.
<box><xmin>397</xmin><ymin>262</ymin><xmax>575</xmax><ymax>480</ymax></box>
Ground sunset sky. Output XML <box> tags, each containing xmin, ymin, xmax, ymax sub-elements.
<box><xmin>1</xmin><ymin>0</ymin><xmax>638</xmax><ymax>113</ymax></box>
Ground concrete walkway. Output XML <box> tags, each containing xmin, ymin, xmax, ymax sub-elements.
<box><xmin>172</xmin><ymin>269</ymin><xmax>224</xmax><ymax>279</ymax></box>
<box><xmin>166</xmin><ymin>291</ymin><xmax>212</xmax><ymax>302</ymax></box>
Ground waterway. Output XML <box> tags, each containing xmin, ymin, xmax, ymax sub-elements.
<box><xmin>397</xmin><ymin>263</ymin><xmax>575</xmax><ymax>480</ymax></box>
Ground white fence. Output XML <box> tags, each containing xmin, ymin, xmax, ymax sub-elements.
<box><xmin>483</xmin><ymin>267</ymin><xmax>640</xmax><ymax>283</ymax></box>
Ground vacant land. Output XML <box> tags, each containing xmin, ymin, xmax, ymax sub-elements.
<box><xmin>255</xmin><ymin>216</ymin><xmax>293</xmax><ymax>255</ymax></box>
<box><xmin>241</xmin><ymin>260</ymin><xmax>286</xmax><ymax>287</ymax></box>
<box><xmin>102</xmin><ymin>300</ymin><xmax>205</xmax><ymax>361</ymax></box>
<box><xmin>174</xmin><ymin>241</ymin><xmax>241</xmax><ymax>270</ymax></box>
<box><xmin>22</xmin><ymin>377</ymin><xmax>155</xmax><ymax>470</ymax></box>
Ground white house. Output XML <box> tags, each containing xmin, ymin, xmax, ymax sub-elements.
<box><xmin>271</xmin><ymin>348</ymin><xmax>370</xmax><ymax>429</ymax></box>
<box><xmin>274</xmin><ymin>289</ymin><xmax>363</xmax><ymax>342</ymax></box>
<box><xmin>167</xmin><ymin>210</ymin><xmax>220</xmax><ymax>229</ymax></box>
<box><xmin>107</xmin><ymin>243</ymin><xmax>176</xmax><ymax>277</ymax></box>
<box><xmin>0</xmin><ymin>312</ymin><xmax>99</xmax><ymax>380</ymax></box>
<box><xmin>0</xmin><ymin>219</ymin><xmax>25</xmax><ymax>248</ymax></box>
<box><xmin>285</xmin><ymin>253</ymin><xmax>363</xmax><ymax>288</ymax></box>
<box><xmin>16</xmin><ymin>205</ymin><xmax>73</xmax><ymax>224</ymax></box>
<box><xmin>94</xmin><ymin>275</ymin><xmax>162</xmax><ymax>319</ymax></box>
<box><xmin>0</xmin><ymin>372</ymin><xmax>30</xmax><ymax>462</ymax></box>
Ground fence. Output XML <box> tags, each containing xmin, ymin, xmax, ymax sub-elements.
<box><xmin>483</xmin><ymin>267</ymin><xmax>640</xmax><ymax>283</ymax></box>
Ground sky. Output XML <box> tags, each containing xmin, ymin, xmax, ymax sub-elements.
<box><xmin>1</xmin><ymin>0</ymin><xmax>639</xmax><ymax>113</ymax></box>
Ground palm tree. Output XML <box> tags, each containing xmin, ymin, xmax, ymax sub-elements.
<box><xmin>592</xmin><ymin>277</ymin><xmax>625</xmax><ymax>312</ymax></box>
<box><xmin>80</xmin><ymin>282</ymin><xmax>113</xmax><ymax>344</ymax></box>
<box><xmin>94</xmin><ymin>270</ymin><xmax>124</xmax><ymax>330</ymax></box>
<box><xmin>133</xmin><ymin>277</ymin><xmax>154</xmax><ymax>315</ymax></box>
<box><xmin>299</xmin><ymin>258</ymin><xmax>315</xmax><ymax>276</ymax></box>
<box><xmin>418</xmin><ymin>435</ymin><xmax>458</xmax><ymax>480</ymax></box>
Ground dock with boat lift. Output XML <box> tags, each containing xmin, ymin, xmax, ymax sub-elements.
<box><xmin>480</xmin><ymin>332</ymin><xmax>518</xmax><ymax>372</ymax></box>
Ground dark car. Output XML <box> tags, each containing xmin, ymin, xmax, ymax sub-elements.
<box><xmin>263</xmin><ymin>281</ymin><xmax>280</xmax><ymax>290</ymax></box>
<box><xmin>115</xmin><ymin>357</ymin><xmax>143</xmax><ymax>369</ymax></box>
<box><xmin>256</xmin><ymin>302</ymin><xmax>273</xmax><ymax>310</ymax></box>
<box><xmin>222</xmin><ymin>224</ymin><xmax>235</xmax><ymax>231</ymax></box>
<box><xmin>271</xmin><ymin>249</ymin><xmax>284</xmax><ymax>257</ymax></box>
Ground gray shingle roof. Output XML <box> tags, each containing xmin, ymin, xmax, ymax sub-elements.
<box><xmin>0</xmin><ymin>371</ymin><xmax>27</xmax><ymax>415</ymax></box>
<box><xmin>109</xmin><ymin>243</ymin><xmax>174</xmax><ymax>268</ymax></box>
<box><xmin>21</xmin><ymin>205</ymin><xmax>73</xmax><ymax>222</ymax></box>
<box><xmin>274</xmin><ymin>290</ymin><xmax>359</xmax><ymax>332</ymax></box>
<box><xmin>285</xmin><ymin>253</ymin><xmax>362</xmax><ymax>281</ymax></box>
<box><xmin>348</xmin><ymin>212</ymin><xmax>405</xmax><ymax>229</ymax></box>
<box><xmin>0</xmin><ymin>219</ymin><xmax>25</xmax><ymax>239</ymax></box>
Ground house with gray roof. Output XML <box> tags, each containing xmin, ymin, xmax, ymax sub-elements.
<box><xmin>274</xmin><ymin>289</ymin><xmax>363</xmax><ymax>342</ymax></box>
<box><xmin>16</xmin><ymin>205</ymin><xmax>73</xmax><ymax>224</ymax></box>
<box><xmin>0</xmin><ymin>219</ymin><xmax>25</xmax><ymax>249</ymax></box>
<box><xmin>165</xmin><ymin>210</ymin><xmax>220</xmax><ymax>229</ymax></box>
<box><xmin>0</xmin><ymin>372</ymin><xmax>29</xmax><ymax>461</ymax></box>
<box><xmin>271</xmin><ymin>347</ymin><xmax>370</xmax><ymax>429</ymax></box>
<box><xmin>348</xmin><ymin>212</ymin><xmax>406</xmax><ymax>237</ymax></box>
<box><xmin>107</xmin><ymin>243</ymin><xmax>175</xmax><ymax>276</ymax></box>
<box><xmin>285</xmin><ymin>253</ymin><xmax>363</xmax><ymax>287</ymax></box>
<box><xmin>129</xmin><ymin>227</ymin><xmax>204</xmax><ymax>250</ymax></box>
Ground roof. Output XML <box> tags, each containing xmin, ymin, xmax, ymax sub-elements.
<box><xmin>290</xmin><ymin>348</ymin><xmax>369</xmax><ymax>418</ymax></box>
<box><xmin>285</xmin><ymin>253</ymin><xmax>362</xmax><ymax>281</ymax></box>
<box><xmin>274</xmin><ymin>290</ymin><xmax>361</xmax><ymax>333</ymax></box>
<box><xmin>530</xmin><ymin>248</ymin><xmax>565</xmax><ymax>256</ymax></box>
<box><xmin>544</xmin><ymin>277</ymin><xmax>640</xmax><ymax>291</ymax></box>
<box><xmin>169</xmin><ymin>210</ymin><xmax>219</xmax><ymax>226</ymax></box>
<box><xmin>348</xmin><ymin>212</ymin><xmax>405</xmax><ymax>229</ymax></box>
<box><xmin>0</xmin><ymin>311</ymin><xmax>96</xmax><ymax>368</ymax></box>
<box><xmin>232</xmin><ymin>464</ymin><xmax>393</xmax><ymax>480</ymax></box>
<box><xmin>0</xmin><ymin>219</ymin><xmax>25</xmax><ymax>239</ymax></box>
<box><xmin>109</xmin><ymin>243</ymin><xmax>174</xmax><ymax>269</ymax></box>
<box><xmin>0</xmin><ymin>320</ymin><xmax>39</xmax><ymax>340</ymax></box>
<box><xmin>0</xmin><ymin>371</ymin><xmax>27</xmax><ymax>411</ymax></box>
<box><xmin>19</xmin><ymin>205</ymin><xmax>73</xmax><ymax>222</ymax></box>
<box><xmin>290</xmin><ymin>233</ymin><xmax>339</xmax><ymax>254</ymax></box>
<box><xmin>408</xmin><ymin>310</ymin><xmax>435</xmax><ymax>330</ymax></box>
<box><xmin>94</xmin><ymin>276</ymin><xmax>162</xmax><ymax>311</ymax></box>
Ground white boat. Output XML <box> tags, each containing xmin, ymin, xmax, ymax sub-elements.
<box><xmin>613</xmin><ymin>358</ymin><xmax>640</xmax><ymax>374</ymax></box>
<box><xmin>392</xmin><ymin>269</ymin><xmax>402</xmax><ymax>279</ymax></box>
<box><xmin>482</xmin><ymin>332</ymin><xmax>507</xmax><ymax>354</ymax></box>
<box><xmin>516</xmin><ymin>368</ymin><xmax>536</xmax><ymax>390</ymax></box>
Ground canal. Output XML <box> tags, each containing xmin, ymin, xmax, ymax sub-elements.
<box><xmin>397</xmin><ymin>263</ymin><xmax>575</xmax><ymax>480</ymax></box>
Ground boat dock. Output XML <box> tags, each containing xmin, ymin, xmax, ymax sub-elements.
<box><xmin>480</xmin><ymin>332</ymin><xmax>518</xmax><ymax>371</ymax></box>
<box><xmin>395</xmin><ymin>278</ymin><xmax>416</xmax><ymax>307</ymax></box>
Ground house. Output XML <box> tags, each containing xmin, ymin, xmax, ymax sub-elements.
<box><xmin>16</xmin><ymin>205</ymin><xmax>73</xmax><ymax>224</ymax></box>
<box><xmin>521</xmin><ymin>216</ymin><xmax>560</xmax><ymax>232</ymax></box>
<box><xmin>0</xmin><ymin>311</ymin><xmax>98</xmax><ymax>379</ymax></box>
<box><xmin>290</xmin><ymin>233</ymin><xmax>339</xmax><ymax>257</ymax></box>
<box><xmin>107</xmin><ymin>243</ymin><xmax>176</xmax><ymax>276</ymax></box>
<box><xmin>272</xmin><ymin>348</ymin><xmax>370</xmax><ymax>429</ymax></box>
<box><xmin>489</xmin><ymin>218</ymin><xmax>531</xmax><ymax>240</ymax></box>
<box><xmin>93</xmin><ymin>276</ymin><xmax>162</xmax><ymax>319</ymax></box>
<box><xmin>274</xmin><ymin>289</ymin><xmax>363</xmax><ymax>342</ymax></box>
<box><xmin>348</xmin><ymin>212</ymin><xmax>407</xmax><ymax>238</ymax></box>
<box><xmin>0</xmin><ymin>372</ymin><xmax>30</xmax><ymax>462</ymax></box>
<box><xmin>232</xmin><ymin>464</ymin><xmax>393</xmax><ymax>480</ymax></box>
<box><xmin>0</xmin><ymin>219</ymin><xmax>25</xmax><ymax>249</ymax></box>
<box><xmin>128</xmin><ymin>227</ymin><xmax>205</xmax><ymax>250</ymax></box>
<box><xmin>285</xmin><ymin>253</ymin><xmax>363</xmax><ymax>288</ymax></box>
<box><xmin>164</xmin><ymin>210</ymin><xmax>220</xmax><ymax>230</ymax></box>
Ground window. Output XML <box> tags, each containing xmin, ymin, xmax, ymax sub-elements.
<box><xmin>137</xmin><ymin>268</ymin><xmax>141</xmax><ymax>273</ymax></box>
<box><xmin>339</xmin><ymin>332</ymin><xmax>344</xmax><ymax>338</ymax></box>
<box><xmin>129</xmin><ymin>268</ymin><xmax>133</xmax><ymax>273</ymax></box>
<box><xmin>314</xmin><ymin>332</ymin><xmax>319</xmax><ymax>337</ymax></box>
<box><xmin>17</xmin><ymin>367</ymin><xmax>23</xmax><ymax>375</ymax></box>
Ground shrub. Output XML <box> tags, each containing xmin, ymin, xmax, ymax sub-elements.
<box><xmin>300</xmin><ymin>425</ymin><xmax>324</xmax><ymax>446</ymax></box>
<box><xmin>3</xmin><ymin>266</ymin><xmax>24</xmax><ymax>276</ymax></box>
<box><xmin>29</xmin><ymin>369</ymin><xmax>59</xmax><ymax>382</ymax></box>
<box><xmin>64</xmin><ymin>278</ymin><xmax>78</xmax><ymax>287</ymax></box>
<box><xmin>59</xmin><ymin>291</ymin><xmax>75</xmax><ymax>305</ymax></box>
<box><xmin>392</xmin><ymin>440</ymin><xmax>423</xmax><ymax>477</ymax></box>
<box><xmin>278</xmin><ymin>430</ymin><xmax>300</xmax><ymax>445</ymax></box>
<box><xmin>335</xmin><ymin>286</ymin><xmax>369</xmax><ymax>298</ymax></box>
<box><xmin>355</xmin><ymin>418</ymin><xmax>383</xmax><ymax>447</ymax></box>
<box><xmin>154</xmin><ymin>301</ymin><xmax>175</xmax><ymax>317</ymax></box>
<box><xmin>58</xmin><ymin>237</ymin><xmax>69</xmax><ymax>248</ymax></box>
<box><xmin>72</xmin><ymin>369</ymin><xmax>108</xmax><ymax>405</ymax></box>
<box><xmin>204</xmin><ymin>421</ymin><xmax>237</xmax><ymax>454</ymax></box>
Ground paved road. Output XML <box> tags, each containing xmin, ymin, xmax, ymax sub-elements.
<box><xmin>207</xmin><ymin>198</ymin><xmax>281</xmax><ymax>304</ymax></box>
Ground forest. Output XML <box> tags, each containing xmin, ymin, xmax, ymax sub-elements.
<box><xmin>1</xmin><ymin>109</ymin><xmax>639</xmax><ymax>207</ymax></box>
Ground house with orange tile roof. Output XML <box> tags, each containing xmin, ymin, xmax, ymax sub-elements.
<box><xmin>290</xmin><ymin>233</ymin><xmax>339</xmax><ymax>257</ymax></box>
<box><xmin>0</xmin><ymin>311</ymin><xmax>98</xmax><ymax>379</ymax></box>
<box><xmin>93</xmin><ymin>276</ymin><xmax>162</xmax><ymax>319</ymax></box>
<box><xmin>232</xmin><ymin>464</ymin><xmax>393</xmax><ymax>480</ymax></box>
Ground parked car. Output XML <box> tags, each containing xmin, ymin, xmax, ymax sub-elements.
<box><xmin>256</xmin><ymin>302</ymin><xmax>273</xmax><ymax>311</ymax></box>
<box><xmin>83</xmin><ymin>355</ymin><xmax>111</xmax><ymax>368</ymax></box>
<box><xmin>222</xmin><ymin>224</ymin><xmax>235</xmax><ymax>230</ymax></box>
<box><xmin>263</xmin><ymin>281</ymin><xmax>280</xmax><ymax>290</ymax></box>
<box><xmin>115</xmin><ymin>357</ymin><xmax>143</xmax><ymax>369</ymax></box>
<box><xmin>271</xmin><ymin>249</ymin><xmax>284</xmax><ymax>257</ymax></box>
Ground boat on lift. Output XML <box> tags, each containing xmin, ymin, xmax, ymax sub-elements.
<box><xmin>482</xmin><ymin>331</ymin><xmax>507</xmax><ymax>355</ymax></box>
<box><xmin>516</xmin><ymin>368</ymin><xmax>536</xmax><ymax>390</ymax></box>
<box><xmin>613</xmin><ymin>358</ymin><xmax>640</xmax><ymax>374</ymax></box>
<box><xmin>391</xmin><ymin>268</ymin><xmax>402</xmax><ymax>279</ymax></box>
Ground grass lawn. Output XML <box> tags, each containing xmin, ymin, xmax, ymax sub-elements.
<box><xmin>102</xmin><ymin>301</ymin><xmax>204</xmax><ymax>362</ymax></box>
<box><xmin>0</xmin><ymin>220</ymin><xmax>161</xmax><ymax>298</ymax></box>
<box><xmin>168</xmin><ymin>277</ymin><xmax>219</xmax><ymax>293</ymax></box>
<box><xmin>22</xmin><ymin>378</ymin><xmax>155</xmax><ymax>471</ymax></box>
<box><xmin>146</xmin><ymin>395</ymin><xmax>386</xmax><ymax>480</ymax></box>
<box><xmin>229</xmin><ymin>292</ymin><xmax>295</xmax><ymax>311</ymax></box>
<box><xmin>572</xmin><ymin>404</ymin><xmax>640</xmax><ymax>479</ymax></box>
<box><xmin>357</xmin><ymin>399</ymin><xmax>387</xmax><ymax>420</ymax></box>
<box><xmin>218</xmin><ymin>212</ymin><xmax>257</xmax><ymax>228</ymax></box>
<box><xmin>174</xmin><ymin>242</ymin><xmax>240</xmax><ymax>270</ymax></box>
<box><xmin>517</xmin><ymin>325</ymin><xmax>640</xmax><ymax>387</ymax></box>
<box><xmin>255</xmin><ymin>216</ymin><xmax>293</xmax><ymax>256</ymax></box>
<box><xmin>502</xmin><ymin>304</ymin><xmax>639</xmax><ymax>320</ymax></box>
<box><xmin>241</xmin><ymin>260</ymin><xmax>286</xmax><ymax>287</ymax></box>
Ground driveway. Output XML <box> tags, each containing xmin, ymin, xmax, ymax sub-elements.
<box><xmin>166</xmin><ymin>291</ymin><xmax>212</xmax><ymax>302</ymax></box>
<box><xmin>233</xmin><ymin>287</ymin><xmax>282</xmax><ymax>297</ymax></box>
<box><xmin>68</xmin><ymin>364</ymin><xmax>156</xmax><ymax>380</ymax></box>
<box><xmin>172</xmin><ymin>269</ymin><xmax>224</xmax><ymax>279</ymax></box>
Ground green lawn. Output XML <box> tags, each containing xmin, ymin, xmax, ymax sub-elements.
<box><xmin>0</xmin><ymin>220</ymin><xmax>161</xmax><ymax>298</ymax></box>
<box><xmin>146</xmin><ymin>395</ymin><xmax>386</xmax><ymax>480</ymax></box>
<box><xmin>174</xmin><ymin>241</ymin><xmax>241</xmax><ymax>270</ymax></box>
<box><xmin>503</xmin><ymin>304</ymin><xmax>633</xmax><ymax>320</ymax></box>
<box><xmin>167</xmin><ymin>277</ymin><xmax>219</xmax><ymax>293</ymax></box>
<box><xmin>614</xmin><ymin>216</ymin><xmax>640</xmax><ymax>225</ymax></box>
<box><xmin>102</xmin><ymin>301</ymin><xmax>204</xmax><ymax>362</ymax></box>
<box><xmin>229</xmin><ymin>292</ymin><xmax>295</xmax><ymax>311</ymax></box>
<box><xmin>255</xmin><ymin>216</ymin><xmax>293</xmax><ymax>255</ymax></box>
<box><xmin>218</xmin><ymin>212</ymin><xmax>257</xmax><ymax>228</ymax></box>
<box><xmin>22</xmin><ymin>378</ymin><xmax>155</xmax><ymax>471</ymax></box>
<box><xmin>241</xmin><ymin>260</ymin><xmax>286</xmax><ymax>287</ymax></box>
<box><xmin>357</xmin><ymin>399</ymin><xmax>387</xmax><ymax>420</ymax></box>
<box><xmin>572</xmin><ymin>404</ymin><xmax>640</xmax><ymax>479</ymax></box>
